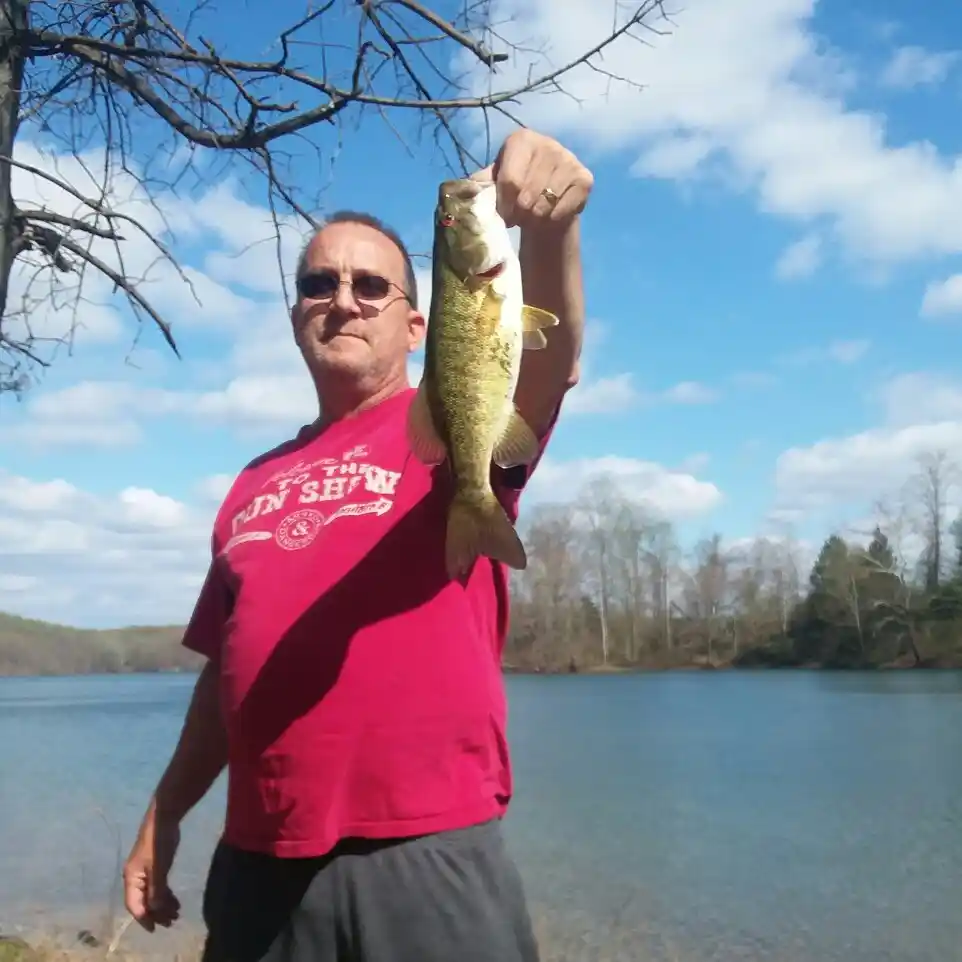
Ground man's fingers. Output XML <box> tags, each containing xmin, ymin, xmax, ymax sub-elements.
<box><xmin>490</xmin><ymin>138</ymin><xmax>532</xmax><ymax>226</ymax></box>
<box><xmin>125</xmin><ymin>863</ymin><xmax>179</xmax><ymax>931</ymax></box>
<box><xmin>518</xmin><ymin>158</ymin><xmax>561</xmax><ymax>220</ymax></box>
<box><xmin>125</xmin><ymin>876</ymin><xmax>156</xmax><ymax>931</ymax></box>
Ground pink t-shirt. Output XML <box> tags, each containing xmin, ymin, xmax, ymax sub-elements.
<box><xmin>183</xmin><ymin>387</ymin><xmax>554</xmax><ymax>857</ymax></box>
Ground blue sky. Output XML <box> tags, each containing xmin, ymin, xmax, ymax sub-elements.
<box><xmin>4</xmin><ymin>0</ymin><xmax>962</xmax><ymax>627</ymax></box>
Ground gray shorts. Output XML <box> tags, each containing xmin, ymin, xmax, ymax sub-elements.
<box><xmin>200</xmin><ymin>819</ymin><xmax>541</xmax><ymax>962</ymax></box>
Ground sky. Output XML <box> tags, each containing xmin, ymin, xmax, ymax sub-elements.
<box><xmin>4</xmin><ymin>0</ymin><xmax>962</xmax><ymax>628</ymax></box>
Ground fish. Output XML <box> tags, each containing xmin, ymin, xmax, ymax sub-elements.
<box><xmin>407</xmin><ymin>176</ymin><xmax>560</xmax><ymax>580</ymax></box>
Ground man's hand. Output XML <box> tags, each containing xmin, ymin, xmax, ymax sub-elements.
<box><xmin>471</xmin><ymin>129</ymin><xmax>594</xmax><ymax>230</ymax></box>
<box><xmin>123</xmin><ymin>804</ymin><xmax>182</xmax><ymax>932</ymax></box>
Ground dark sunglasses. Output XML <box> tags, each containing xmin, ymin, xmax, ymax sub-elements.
<box><xmin>296</xmin><ymin>270</ymin><xmax>398</xmax><ymax>303</ymax></box>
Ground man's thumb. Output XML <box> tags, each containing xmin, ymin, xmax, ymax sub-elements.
<box><xmin>469</xmin><ymin>163</ymin><xmax>495</xmax><ymax>183</ymax></box>
<box><xmin>146</xmin><ymin>867</ymin><xmax>166</xmax><ymax>909</ymax></box>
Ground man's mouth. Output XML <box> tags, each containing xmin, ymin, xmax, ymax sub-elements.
<box><xmin>321</xmin><ymin>328</ymin><xmax>364</xmax><ymax>343</ymax></box>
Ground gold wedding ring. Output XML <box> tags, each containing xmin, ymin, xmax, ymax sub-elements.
<box><xmin>541</xmin><ymin>186</ymin><xmax>560</xmax><ymax>205</ymax></box>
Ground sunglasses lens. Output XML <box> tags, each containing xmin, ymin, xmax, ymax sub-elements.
<box><xmin>354</xmin><ymin>275</ymin><xmax>390</xmax><ymax>300</ymax></box>
<box><xmin>297</xmin><ymin>272</ymin><xmax>393</xmax><ymax>302</ymax></box>
<box><xmin>298</xmin><ymin>272</ymin><xmax>338</xmax><ymax>299</ymax></box>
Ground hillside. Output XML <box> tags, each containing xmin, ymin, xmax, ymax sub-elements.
<box><xmin>0</xmin><ymin>612</ymin><xmax>202</xmax><ymax>676</ymax></box>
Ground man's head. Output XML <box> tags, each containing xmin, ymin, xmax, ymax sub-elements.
<box><xmin>291</xmin><ymin>211</ymin><xmax>425</xmax><ymax>412</ymax></box>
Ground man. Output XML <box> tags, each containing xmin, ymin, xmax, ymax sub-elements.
<box><xmin>122</xmin><ymin>128</ymin><xmax>591</xmax><ymax>962</ymax></box>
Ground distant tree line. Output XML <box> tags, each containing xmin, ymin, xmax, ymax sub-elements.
<box><xmin>0</xmin><ymin>612</ymin><xmax>201</xmax><ymax>675</ymax></box>
<box><xmin>4</xmin><ymin>451</ymin><xmax>962</xmax><ymax>676</ymax></box>
<box><xmin>504</xmin><ymin>451</ymin><xmax>962</xmax><ymax>672</ymax></box>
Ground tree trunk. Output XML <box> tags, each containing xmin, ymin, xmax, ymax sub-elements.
<box><xmin>0</xmin><ymin>0</ymin><xmax>26</xmax><ymax>324</ymax></box>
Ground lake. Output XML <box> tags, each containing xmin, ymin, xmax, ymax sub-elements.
<box><xmin>1</xmin><ymin>671</ymin><xmax>960</xmax><ymax>962</ymax></box>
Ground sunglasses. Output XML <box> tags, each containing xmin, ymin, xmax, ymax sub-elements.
<box><xmin>296</xmin><ymin>270</ymin><xmax>399</xmax><ymax>303</ymax></box>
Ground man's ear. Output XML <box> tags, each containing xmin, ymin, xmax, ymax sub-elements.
<box><xmin>407</xmin><ymin>309</ymin><xmax>426</xmax><ymax>351</ymax></box>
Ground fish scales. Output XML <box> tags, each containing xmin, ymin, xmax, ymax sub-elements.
<box><xmin>431</xmin><ymin>262</ymin><xmax>518</xmax><ymax>495</ymax></box>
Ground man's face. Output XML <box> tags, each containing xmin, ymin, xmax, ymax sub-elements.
<box><xmin>291</xmin><ymin>221</ymin><xmax>424</xmax><ymax>391</ymax></box>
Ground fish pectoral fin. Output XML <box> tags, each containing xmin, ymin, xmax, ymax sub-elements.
<box><xmin>522</xmin><ymin>329</ymin><xmax>548</xmax><ymax>350</ymax></box>
<box><xmin>445</xmin><ymin>491</ymin><xmax>527</xmax><ymax>579</ymax></box>
<box><xmin>407</xmin><ymin>383</ymin><xmax>447</xmax><ymax>466</ymax></box>
<box><xmin>520</xmin><ymin>305</ymin><xmax>559</xmax><ymax>352</ymax></box>
<box><xmin>492</xmin><ymin>405</ymin><xmax>540</xmax><ymax>469</ymax></box>
<box><xmin>521</xmin><ymin>304</ymin><xmax>559</xmax><ymax>329</ymax></box>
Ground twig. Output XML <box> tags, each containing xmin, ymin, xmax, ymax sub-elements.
<box><xmin>106</xmin><ymin>916</ymin><xmax>134</xmax><ymax>956</ymax></box>
<box><xmin>28</xmin><ymin>221</ymin><xmax>180</xmax><ymax>356</ymax></box>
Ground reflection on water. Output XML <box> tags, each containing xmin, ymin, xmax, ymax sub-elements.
<box><xmin>814</xmin><ymin>668</ymin><xmax>962</xmax><ymax>695</ymax></box>
<box><xmin>1</xmin><ymin>670</ymin><xmax>961</xmax><ymax>962</ymax></box>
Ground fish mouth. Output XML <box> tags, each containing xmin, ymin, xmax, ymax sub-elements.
<box><xmin>439</xmin><ymin>178</ymin><xmax>483</xmax><ymax>202</ymax></box>
<box><xmin>475</xmin><ymin>260</ymin><xmax>505</xmax><ymax>281</ymax></box>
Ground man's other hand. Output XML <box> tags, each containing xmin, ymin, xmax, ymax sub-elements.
<box><xmin>123</xmin><ymin>806</ymin><xmax>182</xmax><ymax>932</ymax></box>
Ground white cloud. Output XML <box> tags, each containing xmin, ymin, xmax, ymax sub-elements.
<box><xmin>465</xmin><ymin>0</ymin><xmax>962</xmax><ymax>272</ymax></box>
<box><xmin>414</xmin><ymin>268</ymin><xmax>433</xmax><ymax>318</ymax></box>
<box><xmin>191</xmin><ymin>374</ymin><xmax>316</xmax><ymax>429</ymax></box>
<box><xmin>529</xmin><ymin>455</ymin><xmax>723</xmax><ymax>520</ymax></box>
<box><xmin>565</xmin><ymin>372</ymin><xmax>637</xmax><ymax>414</ymax></box>
<box><xmin>0</xmin><ymin>381</ymin><xmax>175</xmax><ymax>448</ymax></box>
<box><xmin>0</xmin><ymin>470</ymin><xmax>211</xmax><ymax>627</ymax></box>
<box><xmin>631</xmin><ymin>133</ymin><xmax>715</xmax><ymax>179</ymax></box>
<box><xmin>879</xmin><ymin>371</ymin><xmax>962</xmax><ymax>426</ymax></box>
<box><xmin>776</xmin><ymin>420</ymin><xmax>962</xmax><ymax>513</ymax></box>
<box><xmin>195</xmin><ymin>474</ymin><xmax>235</xmax><ymax>504</ymax></box>
<box><xmin>679</xmin><ymin>452</ymin><xmax>711</xmax><ymax>473</ymax></box>
<box><xmin>565</xmin><ymin>319</ymin><xmax>720</xmax><ymax>415</ymax></box>
<box><xmin>777</xmin><ymin>339</ymin><xmax>871</xmax><ymax>368</ymax></box>
<box><xmin>775</xmin><ymin>234</ymin><xmax>821</xmax><ymax>280</ymax></box>
<box><xmin>880</xmin><ymin>46</ymin><xmax>959</xmax><ymax>90</ymax></box>
<box><xmin>661</xmin><ymin>380</ymin><xmax>719</xmax><ymax>405</ymax></box>
<box><xmin>774</xmin><ymin>371</ymin><xmax>962</xmax><ymax>517</ymax></box>
<box><xmin>920</xmin><ymin>273</ymin><xmax>962</xmax><ymax>318</ymax></box>
<box><xmin>827</xmin><ymin>338</ymin><xmax>870</xmax><ymax>363</ymax></box>
<box><xmin>731</xmin><ymin>370</ymin><xmax>779</xmax><ymax>390</ymax></box>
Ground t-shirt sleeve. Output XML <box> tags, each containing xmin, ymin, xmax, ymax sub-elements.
<box><xmin>492</xmin><ymin>399</ymin><xmax>563</xmax><ymax>521</ymax></box>
<box><xmin>181</xmin><ymin>555</ymin><xmax>233</xmax><ymax>661</ymax></box>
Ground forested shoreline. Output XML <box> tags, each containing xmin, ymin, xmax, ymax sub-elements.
<box><xmin>5</xmin><ymin>454</ymin><xmax>962</xmax><ymax>677</ymax></box>
<box><xmin>506</xmin><ymin>460</ymin><xmax>962</xmax><ymax>673</ymax></box>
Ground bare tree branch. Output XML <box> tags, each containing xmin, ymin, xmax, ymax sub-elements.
<box><xmin>26</xmin><ymin>219</ymin><xmax>177</xmax><ymax>352</ymax></box>
<box><xmin>0</xmin><ymin>0</ymin><xmax>671</xmax><ymax>392</ymax></box>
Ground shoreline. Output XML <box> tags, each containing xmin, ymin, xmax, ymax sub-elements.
<box><xmin>503</xmin><ymin>658</ymin><xmax>962</xmax><ymax>674</ymax></box>
<box><xmin>3</xmin><ymin>659</ymin><xmax>962</xmax><ymax>680</ymax></box>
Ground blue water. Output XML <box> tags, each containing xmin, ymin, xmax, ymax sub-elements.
<box><xmin>1</xmin><ymin>670</ymin><xmax>961</xmax><ymax>961</ymax></box>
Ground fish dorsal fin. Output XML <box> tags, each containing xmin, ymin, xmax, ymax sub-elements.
<box><xmin>492</xmin><ymin>405</ymin><xmax>540</xmax><ymax>469</ymax></box>
<box><xmin>407</xmin><ymin>382</ymin><xmax>447</xmax><ymax>466</ymax></box>
<box><xmin>520</xmin><ymin>304</ymin><xmax>559</xmax><ymax>351</ymax></box>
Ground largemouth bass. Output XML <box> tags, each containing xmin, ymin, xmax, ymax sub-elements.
<box><xmin>407</xmin><ymin>177</ymin><xmax>559</xmax><ymax>579</ymax></box>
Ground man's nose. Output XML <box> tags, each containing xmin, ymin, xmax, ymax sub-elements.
<box><xmin>331</xmin><ymin>277</ymin><xmax>361</xmax><ymax>314</ymax></box>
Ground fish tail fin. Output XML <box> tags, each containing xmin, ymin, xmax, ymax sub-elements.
<box><xmin>445</xmin><ymin>489</ymin><xmax>527</xmax><ymax>579</ymax></box>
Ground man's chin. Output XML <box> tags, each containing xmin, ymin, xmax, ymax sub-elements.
<box><xmin>314</xmin><ymin>350</ymin><xmax>370</xmax><ymax>381</ymax></box>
